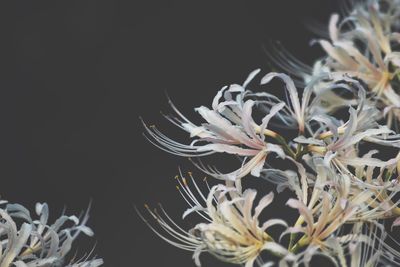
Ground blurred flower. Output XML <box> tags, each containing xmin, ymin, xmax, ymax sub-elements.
<box><xmin>284</xmin><ymin>222</ymin><xmax>390</xmax><ymax>267</ymax></box>
<box><xmin>0</xmin><ymin>200</ymin><xmax>102</xmax><ymax>267</ymax></box>
<box><xmin>314</xmin><ymin>2</ymin><xmax>400</xmax><ymax>127</ymax></box>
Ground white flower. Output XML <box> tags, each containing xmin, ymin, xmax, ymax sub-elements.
<box><xmin>258</xmin><ymin>72</ymin><xmax>313</xmax><ymax>133</ymax></box>
<box><xmin>295</xmin><ymin>93</ymin><xmax>400</xmax><ymax>171</ymax></box>
<box><xmin>193</xmin><ymin>186</ymin><xmax>290</xmax><ymax>267</ymax></box>
<box><xmin>255</xmin><ymin>72</ymin><xmax>369</xmax><ymax>133</ymax></box>
<box><xmin>314</xmin><ymin>3</ymin><xmax>400</xmax><ymax>127</ymax></box>
<box><xmin>143</xmin><ymin>70</ymin><xmax>286</xmax><ymax>180</ymax></box>
<box><xmin>0</xmin><ymin>200</ymin><xmax>102</xmax><ymax>267</ymax></box>
<box><xmin>139</xmin><ymin>174</ymin><xmax>291</xmax><ymax>267</ymax></box>
<box><xmin>266</xmin><ymin>0</ymin><xmax>400</xmax><ymax>127</ymax></box>
<box><xmin>284</xmin><ymin>221</ymin><xmax>399</xmax><ymax>267</ymax></box>
<box><xmin>282</xmin><ymin>160</ymin><xmax>400</xmax><ymax>256</ymax></box>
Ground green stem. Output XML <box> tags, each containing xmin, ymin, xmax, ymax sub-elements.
<box><xmin>294</xmin><ymin>144</ymin><xmax>310</xmax><ymax>161</ymax></box>
<box><xmin>289</xmin><ymin>235</ymin><xmax>310</xmax><ymax>253</ymax></box>
<box><xmin>288</xmin><ymin>217</ymin><xmax>303</xmax><ymax>251</ymax></box>
<box><xmin>274</xmin><ymin>135</ymin><xmax>296</xmax><ymax>159</ymax></box>
<box><xmin>288</xmin><ymin>232</ymin><xmax>298</xmax><ymax>251</ymax></box>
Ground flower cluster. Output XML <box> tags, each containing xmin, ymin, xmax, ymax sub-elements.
<box><xmin>0</xmin><ymin>200</ymin><xmax>103</xmax><ymax>267</ymax></box>
<box><xmin>141</xmin><ymin>0</ymin><xmax>400</xmax><ymax>266</ymax></box>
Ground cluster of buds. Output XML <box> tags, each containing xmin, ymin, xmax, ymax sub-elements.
<box><xmin>141</xmin><ymin>0</ymin><xmax>400</xmax><ymax>266</ymax></box>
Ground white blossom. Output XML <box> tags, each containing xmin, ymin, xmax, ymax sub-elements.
<box><xmin>139</xmin><ymin>174</ymin><xmax>291</xmax><ymax>267</ymax></box>
<box><xmin>143</xmin><ymin>70</ymin><xmax>287</xmax><ymax>180</ymax></box>
<box><xmin>313</xmin><ymin>2</ymin><xmax>400</xmax><ymax>127</ymax></box>
<box><xmin>0</xmin><ymin>200</ymin><xmax>102</xmax><ymax>267</ymax></box>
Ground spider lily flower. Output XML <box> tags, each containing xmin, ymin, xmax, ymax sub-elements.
<box><xmin>285</xmin><ymin>194</ymin><xmax>357</xmax><ymax>252</ymax></box>
<box><xmin>261</xmin><ymin>1</ymin><xmax>400</xmax><ymax>125</ymax></box>
<box><xmin>285</xmin><ymin>177</ymin><xmax>376</xmax><ymax>251</ymax></box>
<box><xmin>352</xmin><ymin>0</ymin><xmax>400</xmax><ymax>31</ymax></box>
<box><xmin>304</xmin><ymin>152</ymin><xmax>400</xmax><ymax>221</ymax></box>
<box><xmin>0</xmin><ymin>200</ymin><xmax>102</xmax><ymax>267</ymax></box>
<box><xmin>257</xmin><ymin>72</ymin><xmax>366</xmax><ymax>133</ymax></box>
<box><xmin>139</xmin><ymin>175</ymin><xmax>291</xmax><ymax>267</ymax></box>
<box><xmin>306</xmin><ymin>0</ymin><xmax>400</xmax><ymax>38</ymax></box>
<box><xmin>143</xmin><ymin>70</ymin><xmax>287</xmax><ymax>180</ymax></box>
<box><xmin>284</xmin><ymin>161</ymin><xmax>400</xmax><ymax>257</ymax></box>
<box><xmin>331</xmin><ymin>220</ymin><xmax>400</xmax><ymax>267</ymax></box>
<box><xmin>256</xmin><ymin>72</ymin><xmax>347</xmax><ymax>133</ymax></box>
<box><xmin>295</xmin><ymin>100</ymin><xmax>400</xmax><ymax>172</ymax></box>
<box><xmin>355</xmin><ymin>160</ymin><xmax>400</xmax><ymax>223</ymax></box>
<box><xmin>193</xmin><ymin>186</ymin><xmax>291</xmax><ymax>267</ymax></box>
<box><xmin>314</xmin><ymin>4</ymin><xmax>400</xmax><ymax>127</ymax></box>
<box><xmin>259</xmin><ymin>73</ymin><xmax>312</xmax><ymax>133</ymax></box>
<box><xmin>287</xmin><ymin>223</ymin><xmax>388</xmax><ymax>267</ymax></box>
<box><xmin>283</xmin><ymin>182</ymin><xmax>399</xmax><ymax>267</ymax></box>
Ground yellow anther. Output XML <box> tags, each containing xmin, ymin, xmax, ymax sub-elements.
<box><xmin>308</xmin><ymin>145</ymin><xmax>327</xmax><ymax>154</ymax></box>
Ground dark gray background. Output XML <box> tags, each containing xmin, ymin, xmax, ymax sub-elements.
<box><xmin>0</xmin><ymin>0</ymin><xmax>337</xmax><ymax>266</ymax></box>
